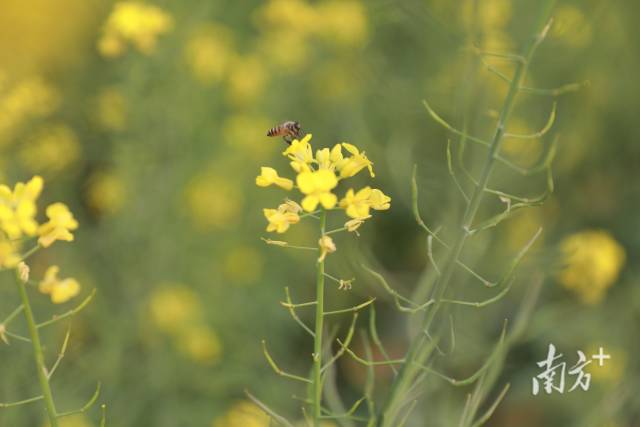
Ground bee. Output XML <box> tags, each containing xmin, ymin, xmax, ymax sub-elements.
<box><xmin>266</xmin><ymin>121</ymin><xmax>302</xmax><ymax>144</ymax></box>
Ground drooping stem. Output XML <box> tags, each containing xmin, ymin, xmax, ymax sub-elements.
<box><xmin>15</xmin><ymin>272</ymin><xmax>59</xmax><ymax>427</ymax></box>
<box><xmin>377</xmin><ymin>3</ymin><xmax>556</xmax><ymax>426</ymax></box>
<box><xmin>312</xmin><ymin>209</ymin><xmax>327</xmax><ymax>426</ymax></box>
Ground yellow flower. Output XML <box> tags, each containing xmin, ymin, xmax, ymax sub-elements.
<box><xmin>340</xmin><ymin>187</ymin><xmax>372</xmax><ymax>219</ymax></box>
<box><xmin>37</xmin><ymin>203</ymin><xmax>79</xmax><ymax>248</ymax></box>
<box><xmin>318</xmin><ymin>235</ymin><xmax>336</xmax><ymax>262</ymax></box>
<box><xmin>0</xmin><ymin>175</ymin><xmax>43</xmax><ymax>239</ymax></box>
<box><xmin>212</xmin><ymin>401</ymin><xmax>270</xmax><ymax>427</ymax></box>
<box><xmin>557</xmin><ymin>230</ymin><xmax>625</xmax><ymax>304</ymax></box>
<box><xmin>264</xmin><ymin>207</ymin><xmax>300</xmax><ymax>233</ymax></box>
<box><xmin>98</xmin><ymin>1</ymin><xmax>174</xmax><ymax>58</ymax></box>
<box><xmin>338</xmin><ymin>143</ymin><xmax>374</xmax><ymax>178</ymax></box>
<box><xmin>316</xmin><ymin>147</ymin><xmax>332</xmax><ymax>170</ymax></box>
<box><xmin>315</xmin><ymin>144</ymin><xmax>344</xmax><ymax>171</ymax></box>
<box><xmin>256</xmin><ymin>167</ymin><xmax>293</xmax><ymax>190</ymax></box>
<box><xmin>0</xmin><ymin>238</ymin><xmax>21</xmax><ymax>268</ymax></box>
<box><xmin>283</xmin><ymin>134</ymin><xmax>314</xmax><ymax>165</ymax></box>
<box><xmin>38</xmin><ymin>266</ymin><xmax>80</xmax><ymax>304</ymax></box>
<box><xmin>368</xmin><ymin>189</ymin><xmax>391</xmax><ymax>211</ymax></box>
<box><xmin>296</xmin><ymin>170</ymin><xmax>338</xmax><ymax>212</ymax></box>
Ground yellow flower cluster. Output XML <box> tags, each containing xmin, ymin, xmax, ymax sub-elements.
<box><xmin>97</xmin><ymin>1</ymin><xmax>173</xmax><ymax>58</ymax></box>
<box><xmin>0</xmin><ymin>175</ymin><xmax>80</xmax><ymax>303</ymax></box>
<box><xmin>0</xmin><ymin>176</ymin><xmax>78</xmax><ymax>266</ymax></box>
<box><xmin>557</xmin><ymin>230</ymin><xmax>626</xmax><ymax>304</ymax></box>
<box><xmin>256</xmin><ymin>134</ymin><xmax>390</xmax><ymax>235</ymax></box>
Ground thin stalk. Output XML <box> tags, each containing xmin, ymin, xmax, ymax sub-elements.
<box><xmin>377</xmin><ymin>3</ymin><xmax>556</xmax><ymax>426</ymax></box>
<box><xmin>15</xmin><ymin>273</ymin><xmax>59</xmax><ymax>427</ymax></box>
<box><xmin>312</xmin><ymin>209</ymin><xmax>327</xmax><ymax>426</ymax></box>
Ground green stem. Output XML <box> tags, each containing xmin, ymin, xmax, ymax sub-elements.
<box><xmin>377</xmin><ymin>3</ymin><xmax>556</xmax><ymax>426</ymax></box>
<box><xmin>15</xmin><ymin>272</ymin><xmax>59</xmax><ymax>427</ymax></box>
<box><xmin>312</xmin><ymin>210</ymin><xmax>327</xmax><ymax>426</ymax></box>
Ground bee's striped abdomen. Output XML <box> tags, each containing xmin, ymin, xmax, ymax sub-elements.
<box><xmin>267</xmin><ymin>121</ymin><xmax>301</xmax><ymax>139</ymax></box>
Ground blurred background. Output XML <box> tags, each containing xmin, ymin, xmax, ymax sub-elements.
<box><xmin>0</xmin><ymin>0</ymin><xmax>638</xmax><ymax>426</ymax></box>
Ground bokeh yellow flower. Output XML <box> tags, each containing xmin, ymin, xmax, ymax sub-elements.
<box><xmin>37</xmin><ymin>202</ymin><xmax>79</xmax><ymax>248</ymax></box>
<box><xmin>177</xmin><ymin>326</ymin><xmax>222</xmax><ymax>365</ymax></box>
<box><xmin>148</xmin><ymin>285</ymin><xmax>201</xmax><ymax>335</ymax></box>
<box><xmin>185</xmin><ymin>24</ymin><xmax>234</xmax><ymax>86</ymax></box>
<box><xmin>296</xmin><ymin>170</ymin><xmax>338</xmax><ymax>212</ymax></box>
<box><xmin>0</xmin><ymin>175</ymin><xmax>43</xmax><ymax>239</ymax></box>
<box><xmin>226</xmin><ymin>54</ymin><xmax>268</xmax><ymax>105</ymax></box>
<box><xmin>19</xmin><ymin>124</ymin><xmax>80</xmax><ymax>174</ymax></box>
<box><xmin>212</xmin><ymin>400</ymin><xmax>270</xmax><ymax>427</ymax></box>
<box><xmin>38</xmin><ymin>265</ymin><xmax>81</xmax><ymax>304</ymax></box>
<box><xmin>0</xmin><ymin>76</ymin><xmax>59</xmax><ymax>146</ymax></box>
<box><xmin>316</xmin><ymin>1</ymin><xmax>368</xmax><ymax>47</ymax></box>
<box><xmin>257</xmin><ymin>30</ymin><xmax>309</xmax><ymax>71</ymax></box>
<box><xmin>263</xmin><ymin>207</ymin><xmax>300</xmax><ymax>233</ymax></box>
<box><xmin>98</xmin><ymin>1</ymin><xmax>174</xmax><ymax>58</ymax></box>
<box><xmin>256</xmin><ymin>167</ymin><xmax>293</xmax><ymax>190</ymax></box>
<box><xmin>557</xmin><ymin>230</ymin><xmax>626</xmax><ymax>304</ymax></box>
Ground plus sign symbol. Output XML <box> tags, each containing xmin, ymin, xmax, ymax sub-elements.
<box><xmin>591</xmin><ymin>347</ymin><xmax>611</xmax><ymax>366</ymax></box>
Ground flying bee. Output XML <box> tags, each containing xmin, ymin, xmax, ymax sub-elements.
<box><xmin>267</xmin><ymin>121</ymin><xmax>302</xmax><ymax>144</ymax></box>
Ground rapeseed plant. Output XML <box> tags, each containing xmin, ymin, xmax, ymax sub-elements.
<box><xmin>254</xmin><ymin>134</ymin><xmax>389</xmax><ymax>426</ymax></box>
<box><xmin>0</xmin><ymin>176</ymin><xmax>102</xmax><ymax>427</ymax></box>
